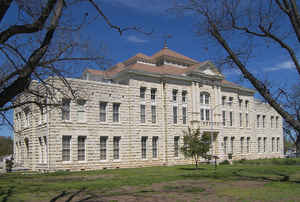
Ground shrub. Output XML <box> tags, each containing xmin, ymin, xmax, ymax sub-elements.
<box><xmin>219</xmin><ymin>160</ymin><xmax>230</xmax><ymax>165</ymax></box>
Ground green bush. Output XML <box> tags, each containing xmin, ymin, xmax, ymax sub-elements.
<box><xmin>219</xmin><ymin>160</ymin><xmax>230</xmax><ymax>165</ymax></box>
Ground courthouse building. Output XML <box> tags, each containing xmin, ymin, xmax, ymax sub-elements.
<box><xmin>13</xmin><ymin>46</ymin><xmax>284</xmax><ymax>171</ymax></box>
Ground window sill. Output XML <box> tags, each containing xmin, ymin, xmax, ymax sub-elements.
<box><xmin>112</xmin><ymin>159</ymin><xmax>121</xmax><ymax>162</ymax></box>
<box><xmin>100</xmin><ymin>160</ymin><xmax>108</xmax><ymax>162</ymax></box>
<box><xmin>62</xmin><ymin>161</ymin><xmax>73</xmax><ymax>164</ymax></box>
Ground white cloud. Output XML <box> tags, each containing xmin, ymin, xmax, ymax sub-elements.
<box><xmin>127</xmin><ymin>35</ymin><xmax>148</xmax><ymax>43</ymax></box>
<box><xmin>264</xmin><ymin>60</ymin><xmax>295</xmax><ymax>72</ymax></box>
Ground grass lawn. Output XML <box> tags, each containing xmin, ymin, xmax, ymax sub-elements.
<box><xmin>1</xmin><ymin>158</ymin><xmax>300</xmax><ymax>201</ymax></box>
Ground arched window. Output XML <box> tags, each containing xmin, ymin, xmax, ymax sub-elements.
<box><xmin>200</xmin><ymin>92</ymin><xmax>210</xmax><ymax>105</ymax></box>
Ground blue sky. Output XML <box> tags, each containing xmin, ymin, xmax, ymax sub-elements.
<box><xmin>1</xmin><ymin>0</ymin><xmax>298</xmax><ymax>137</ymax></box>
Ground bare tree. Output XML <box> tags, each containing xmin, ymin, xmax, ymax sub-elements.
<box><xmin>0</xmin><ymin>0</ymin><xmax>149</xmax><ymax>128</ymax></box>
<box><xmin>173</xmin><ymin>0</ymin><xmax>300</xmax><ymax>151</ymax></box>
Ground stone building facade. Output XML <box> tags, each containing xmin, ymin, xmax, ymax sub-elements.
<box><xmin>13</xmin><ymin>47</ymin><xmax>284</xmax><ymax>171</ymax></box>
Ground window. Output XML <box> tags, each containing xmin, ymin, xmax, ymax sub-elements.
<box><xmin>271</xmin><ymin>116</ymin><xmax>274</xmax><ymax>128</ymax></box>
<box><xmin>62</xmin><ymin>136</ymin><xmax>71</xmax><ymax>161</ymax></box>
<box><xmin>152</xmin><ymin>136</ymin><xmax>158</xmax><ymax>158</ymax></box>
<box><xmin>201</xmin><ymin>109</ymin><xmax>205</xmax><ymax>121</ymax></box>
<box><xmin>205</xmin><ymin>109</ymin><xmax>210</xmax><ymax>121</ymax></box>
<box><xmin>39</xmin><ymin>137</ymin><xmax>44</xmax><ymax>164</ymax></box>
<box><xmin>240</xmin><ymin>137</ymin><xmax>244</xmax><ymax>154</ymax></box>
<box><xmin>224</xmin><ymin>137</ymin><xmax>227</xmax><ymax>154</ymax></box>
<box><xmin>230</xmin><ymin>137</ymin><xmax>234</xmax><ymax>154</ymax></box>
<box><xmin>263</xmin><ymin>137</ymin><xmax>267</xmax><ymax>152</ymax></box>
<box><xmin>99</xmin><ymin>102</ymin><xmax>107</xmax><ymax>122</ymax></box>
<box><xmin>172</xmin><ymin>89</ymin><xmax>178</xmax><ymax>102</ymax></box>
<box><xmin>222</xmin><ymin>111</ymin><xmax>226</xmax><ymax>126</ymax></box>
<box><xmin>182</xmin><ymin>91</ymin><xmax>187</xmax><ymax>103</ymax></box>
<box><xmin>151</xmin><ymin>105</ymin><xmax>156</xmax><ymax>123</ymax></box>
<box><xmin>39</xmin><ymin>107</ymin><xmax>46</xmax><ymax>125</ymax></box>
<box><xmin>113</xmin><ymin>103</ymin><xmax>120</xmax><ymax>122</ymax></box>
<box><xmin>276</xmin><ymin>116</ymin><xmax>279</xmax><ymax>128</ymax></box>
<box><xmin>239</xmin><ymin>113</ymin><xmax>242</xmax><ymax>127</ymax></box>
<box><xmin>239</xmin><ymin>99</ymin><xmax>242</xmax><ymax>110</ymax></box>
<box><xmin>77</xmin><ymin>99</ymin><xmax>86</xmax><ymax>122</ymax></box>
<box><xmin>151</xmin><ymin>88</ymin><xmax>156</xmax><ymax>101</ymax></box>
<box><xmin>62</xmin><ymin>98</ymin><xmax>71</xmax><ymax>121</ymax></box>
<box><xmin>229</xmin><ymin>97</ymin><xmax>233</xmax><ymax>106</ymax></box>
<box><xmin>262</xmin><ymin>115</ymin><xmax>266</xmax><ymax>128</ymax></box>
<box><xmin>258</xmin><ymin>137</ymin><xmax>261</xmax><ymax>153</ymax></box>
<box><xmin>174</xmin><ymin>136</ymin><xmax>179</xmax><ymax>157</ymax></box>
<box><xmin>43</xmin><ymin>136</ymin><xmax>48</xmax><ymax>164</ymax></box>
<box><xmin>245</xmin><ymin>100</ymin><xmax>249</xmax><ymax>110</ymax></box>
<box><xmin>246</xmin><ymin>113</ymin><xmax>249</xmax><ymax>127</ymax></box>
<box><xmin>247</xmin><ymin>137</ymin><xmax>250</xmax><ymax>153</ymax></box>
<box><xmin>200</xmin><ymin>92</ymin><xmax>210</xmax><ymax>104</ymax></box>
<box><xmin>276</xmin><ymin>137</ymin><xmax>280</xmax><ymax>152</ymax></box>
<box><xmin>140</xmin><ymin>104</ymin><xmax>146</xmax><ymax>123</ymax></box>
<box><xmin>141</xmin><ymin>136</ymin><xmax>147</xmax><ymax>159</ymax></box>
<box><xmin>140</xmin><ymin>87</ymin><xmax>146</xmax><ymax>99</ymax></box>
<box><xmin>24</xmin><ymin>107</ymin><xmax>30</xmax><ymax>127</ymax></box>
<box><xmin>182</xmin><ymin>106</ymin><xmax>187</xmax><ymax>124</ymax></box>
<box><xmin>100</xmin><ymin>136</ymin><xmax>107</xmax><ymax>160</ymax></box>
<box><xmin>173</xmin><ymin>106</ymin><xmax>178</xmax><ymax>124</ymax></box>
<box><xmin>78</xmin><ymin>136</ymin><xmax>86</xmax><ymax>161</ymax></box>
<box><xmin>222</xmin><ymin>96</ymin><xmax>226</xmax><ymax>106</ymax></box>
<box><xmin>230</xmin><ymin>111</ymin><xmax>233</xmax><ymax>126</ymax></box>
<box><xmin>272</xmin><ymin>137</ymin><xmax>275</xmax><ymax>152</ymax></box>
<box><xmin>257</xmin><ymin>115</ymin><xmax>260</xmax><ymax>128</ymax></box>
<box><xmin>113</xmin><ymin>137</ymin><xmax>120</xmax><ymax>160</ymax></box>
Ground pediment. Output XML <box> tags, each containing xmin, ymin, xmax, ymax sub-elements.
<box><xmin>189</xmin><ymin>61</ymin><xmax>224</xmax><ymax>78</ymax></box>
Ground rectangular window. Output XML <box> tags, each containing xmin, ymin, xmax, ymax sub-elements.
<box><xmin>229</xmin><ymin>97</ymin><xmax>233</xmax><ymax>106</ymax></box>
<box><xmin>263</xmin><ymin>137</ymin><xmax>267</xmax><ymax>152</ymax></box>
<box><xmin>246</xmin><ymin>113</ymin><xmax>249</xmax><ymax>127</ymax></box>
<box><xmin>113</xmin><ymin>137</ymin><xmax>120</xmax><ymax>160</ymax></box>
<box><xmin>230</xmin><ymin>137</ymin><xmax>234</xmax><ymax>154</ymax></box>
<box><xmin>257</xmin><ymin>115</ymin><xmax>260</xmax><ymax>128</ymax></box>
<box><xmin>172</xmin><ymin>89</ymin><xmax>178</xmax><ymax>102</ymax></box>
<box><xmin>141</xmin><ymin>136</ymin><xmax>147</xmax><ymax>159</ymax></box>
<box><xmin>205</xmin><ymin>109</ymin><xmax>210</xmax><ymax>121</ymax></box>
<box><xmin>224</xmin><ymin>137</ymin><xmax>227</xmax><ymax>154</ymax></box>
<box><xmin>174</xmin><ymin>136</ymin><xmax>179</xmax><ymax>157</ymax></box>
<box><xmin>99</xmin><ymin>102</ymin><xmax>107</xmax><ymax>122</ymax></box>
<box><xmin>247</xmin><ymin>137</ymin><xmax>250</xmax><ymax>153</ymax></box>
<box><xmin>239</xmin><ymin>99</ymin><xmax>242</xmax><ymax>110</ymax></box>
<box><xmin>62</xmin><ymin>136</ymin><xmax>71</xmax><ymax>161</ymax></box>
<box><xmin>151</xmin><ymin>105</ymin><xmax>156</xmax><ymax>123</ymax></box>
<box><xmin>78</xmin><ymin>136</ymin><xmax>86</xmax><ymax>161</ymax></box>
<box><xmin>43</xmin><ymin>136</ymin><xmax>48</xmax><ymax>164</ymax></box>
<box><xmin>62</xmin><ymin>98</ymin><xmax>70</xmax><ymax>121</ymax></box>
<box><xmin>201</xmin><ymin>109</ymin><xmax>205</xmax><ymax>121</ymax></box>
<box><xmin>239</xmin><ymin>113</ymin><xmax>242</xmax><ymax>127</ymax></box>
<box><xmin>222</xmin><ymin>96</ymin><xmax>226</xmax><ymax>106</ymax></box>
<box><xmin>222</xmin><ymin>111</ymin><xmax>226</xmax><ymax>126</ymax></box>
<box><xmin>276</xmin><ymin>116</ymin><xmax>279</xmax><ymax>128</ymax></box>
<box><xmin>258</xmin><ymin>138</ymin><xmax>261</xmax><ymax>153</ymax></box>
<box><xmin>100</xmin><ymin>136</ymin><xmax>107</xmax><ymax>160</ymax></box>
<box><xmin>24</xmin><ymin>107</ymin><xmax>30</xmax><ymax>127</ymax></box>
<box><xmin>182</xmin><ymin>91</ymin><xmax>187</xmax><ymax>103</ymax></box>
<box><xmin>272</xmin><ymin>137</ymin><xmax>275</xmax><ymax>152</ymax></box>
<box><xmin>245</xmin><ymin>100</ymin><xmax>249</xmax><ymax>110</ymax></box>
<box><xmin>140</xmin><ymin>104</ymin><xmax>146</xmax><ymax>123</ymax></box>
<box><xmin>276</xmin><ymin>137</ymin><xmax>280</xmax><ymax>152</ymax></box>
<box><xmin>271</xmin><ymin>116</ymin><xmax>274</xmax><ymax>128</ymax></box>
<box><xmin>240</xmin><ymin>137</ymin><xmax>244</xmax><ymax>154</ymax></box>
<box><xmin>182</xmin><ymin>106</ymin><xmax>187</xmax><ymax>124</ymax></box>
<box><xmin>113</xmin><ymin>103</ymin><xmax>120</xmax><ymax>122</ymax></box>
<box><xmin>152</xmin><ymin>136</ymin><xmax>158</xmax><ymax>158</ymax></box>
<box><xmin>230</xmin><ymin>111</ymin><xmax>233</xmax><ymax>126</ymax></box>
<box><xmin>173</xmin><ymin>106</ymin><xmax>178</xmax><ymax>124</ymax></box>
<box><xmin>262</xmin><ymin>115</ymin><xmax>266</xmax><ymax>128</ymax></box>
<box><xmin>151</xmin><ymin>88</ymin><xmax>156</xmax><ymax>101</ymax></box>
<box><xmin>39</xmin><ymin>137</ymin><xmax>43</xmax><ymax>164</ymax></box>
<box><xmin>77</xmin><ymin>99</ymin><xmax>86</xmax><ymax>122</ymax></box>
<box><xmin>140</xmin><ymin>87</ymin><xmax>146</xmax><ymax>99</ymax></box>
